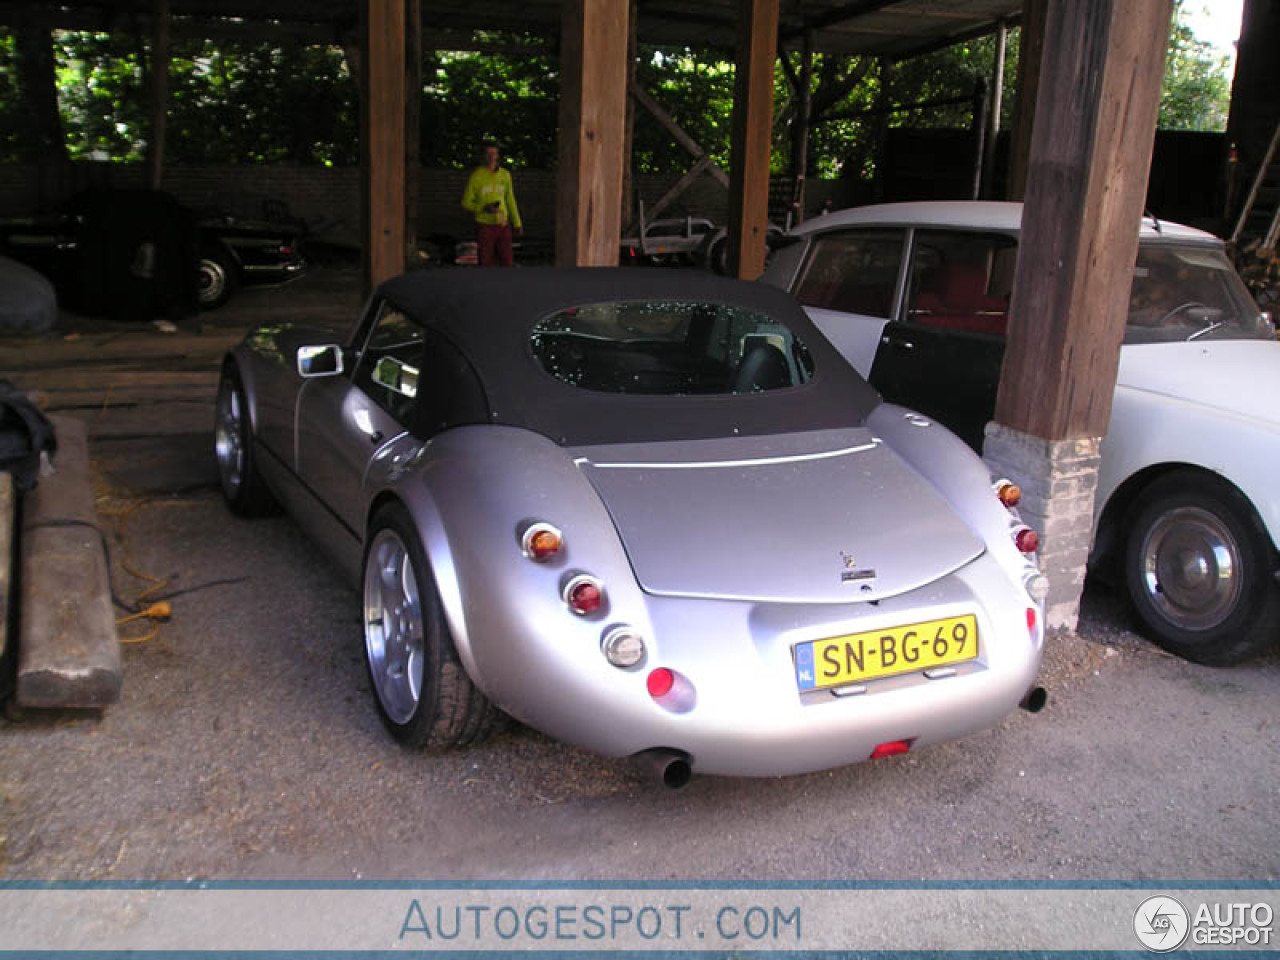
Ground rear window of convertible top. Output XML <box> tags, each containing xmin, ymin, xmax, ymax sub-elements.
<box><xmin>530</xmin><ymin>299</ymin><xmax>815</xmax><ymax>395</ymax></box>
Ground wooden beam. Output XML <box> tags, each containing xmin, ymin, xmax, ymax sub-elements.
<box><xmin>790</xmin><ymin>28</ymin><xmax>813</xmax><ymax>222</ymax></box>
<box><xmin>727</xmin><ymin>0</ymin><xmax>779</xmax><ymax>280</ymax></box>
<box><xmin>360</xmin><ymin>0</ymin><xmax>408</xmax><ymax>292</ymax></box>
<box><xmin>1007</xmin><ymin>0</ymin><xmax>1046</xmax><ymax>200</ymax></box>
<box><xmin>145</xmin><ymin>0</ymin><xmax>169</xmax><ymax>191</ymax></box>
<box><xmin>555</xmin><ymin>0</ymin><xmax>630</xmax><ymax>267</ymax></box>
<box><xmin>994</xmin><ymin>0</ymin><xmax>1173</xmax><ymax>441</ymax></box>
<box><xmin>980</xmin><ymin>18</ymin><xmax>1007</xmax><ymax>199</ymax></box>
<box><xmin>404</xmin><ymin>0</ymin><xmax>421</xmax><ymax>264</ymax></box>
<box><xmin>629</xmin><ymin>80</ymin><xmax>731</xmax><ymax>188</ymax></box>
<box><xmin>621</xmin><ymin>0</ymin><xmax>638</xmax><ymax>231</ymax></box>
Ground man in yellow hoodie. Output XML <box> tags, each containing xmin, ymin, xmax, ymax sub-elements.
<box><xmin>461</xmin><ymin>141</ymin><xmax>523</xmax><ymax>267</ymax></box>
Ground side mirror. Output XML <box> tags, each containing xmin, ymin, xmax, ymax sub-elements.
<box><xmin>297</xmin><ymin>344</ymin><xmax>344</xmax><ymax>378</ymax></box>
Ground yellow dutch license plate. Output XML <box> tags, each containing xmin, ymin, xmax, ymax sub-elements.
<box><xmin>793</xmin><ymin>614</ymin><xmax>979</xmax><ymax>692</ymax></box>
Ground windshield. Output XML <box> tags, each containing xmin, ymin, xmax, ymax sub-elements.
<box><xmin>1126</xmin><ymin>243</ymin><xmax>1272</xmax><ymax>344</ymax></box>
<box><xmin>531</xmin><ymin>299</ymin><xmax>814</xmax><ymax>395</ymax></box>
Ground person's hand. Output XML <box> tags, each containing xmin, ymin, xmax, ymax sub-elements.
<box><xmin>513</xmin><ymin>226</ymin><xmax>524</xmax><ymax>239</ymax></box>
<box><xmin>484</xmin><ymin>201</ymin><xmax>500</xmax><ymax>213</ymax></box>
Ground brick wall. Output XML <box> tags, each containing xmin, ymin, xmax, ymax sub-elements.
<box><xmin>0</xmin><ymin>162</ymin><xmax>850</xmax><ymax>245</ymax></box>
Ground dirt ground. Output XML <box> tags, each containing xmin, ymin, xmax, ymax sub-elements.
<box><xmin>1</xmin><ymin>266</ymin><xmax>1277</xmax><ymax>882</ymax></box>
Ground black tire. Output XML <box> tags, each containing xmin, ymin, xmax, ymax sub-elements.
<box><xmin>705</xmin><ymin>234</ymin><xmax>729</xmax><ymax>275</ymax></box>
<box><xmin>213</xmin><ymin>367</ymin><xmax>277</xmax><ymax>516</ymax></box>
<box><xmin>1124</xmin><ymin>471</ymin><xmax>1279</xmax><ymax>666</ymax></box>
<box><xmin>362</xmin><ymin>502</ymin><xmax>504</xmax><ymax>749</ymax></box>
<box><xmin>197</xmin><ymin>247</ymin><xmax>238</xmax><ymax>310</ymax></box>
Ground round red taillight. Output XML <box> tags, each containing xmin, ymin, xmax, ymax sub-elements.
<box><xmin>1026</xmin><ymin>607</ymin><xmax>1038</xmax><ymax>634</ymax></box>
<box><xmin>1014</xmin><ymin>526</ymin><xmax>1040</xmax><ymax>553</ymax></box>
<box><xmin>995</xmin><ymin>479</ymin><xmax>1022</xmax><ymax>508</ymax></box>
<box><xmin>647</xmin><ymin>667</ymin><xmax>675</xmax><ymax>698</ymax></box>
<box><xmin>564</xmin><ymin>575</ymin><xmax>603</xmax><ymax>615</ymax></box>
<box><xmin>521</xmin><ymin>522</ymin><xmax>563</xmax><ymax>562</ymax></box>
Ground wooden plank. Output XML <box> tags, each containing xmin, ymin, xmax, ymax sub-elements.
<box><xmin>647</xmin><ymin>155</ymin><xmax>714</xmax><ymax>222</ymax></box>
<box><xmin>360</xmin><ymin>0</ymin><xmax>408</xmax><ymax>292</ymax></box>
<box><xmin>554</xmin><ymin>0</ymin><xmax>630</xmax><ymax>267</ymax></box>
<box><xmin>727</xmin><ymin>0</ymin><xmax>780</xmax><ymax>280</ymax></box>
<box><xmin>1007</xmin><ymin>0</ymin><xmax>1047</xmax><ymax>201</ymax></box>
<box><xmin>404</xmin><ymin>0</ymin><xmax>421</xmax><ymax>264</ymax></box>
<box><xmin>994</xmin><ymin>0</ymin><xmax>1173</xmax><ymax>441</ymax></box>
<box><xmin>629</xmin><ymin>81</ymin><xmax>731</xmax><ymax>189</ymax></box>
<box><xmin>146</xmin><ymin>0</ymin><xmax>170</xmax><ymax>191</ymax></box>
<box><xmin>621</xmin><ymin>0</ymin><xmax>638</xmax><ymax>231</ymax></box>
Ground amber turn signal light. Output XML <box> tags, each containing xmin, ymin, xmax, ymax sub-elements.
<box><xmin>994</xmin><ymin>478</ymin><xmax>1022</xmax><ymax>508</ymax></box>
<box><xmin>521</xmin><ymin>522</ymin><xmax>563</xmax><ymax>561</ymax></box>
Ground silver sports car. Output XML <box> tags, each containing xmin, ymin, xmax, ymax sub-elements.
<box><xmin>215</xmin><ymin>268</ymin><xmax>1046</xmax><ymax>785</ymax></box>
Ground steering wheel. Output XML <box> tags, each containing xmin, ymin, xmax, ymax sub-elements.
<box><xmin>1155</xmin><ymin>301</ymin><xmax>1211</xmax><ymax>326</ymax></box>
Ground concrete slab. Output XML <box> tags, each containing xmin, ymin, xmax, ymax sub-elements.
<box><xmin>15</xmin><ymin>415</ymin><xmax>121</xmax><ymax>708</ymax></box>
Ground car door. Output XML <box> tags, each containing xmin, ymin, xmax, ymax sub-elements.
<box><xmin>868</xmin><ymin>229</ymin><xmax>1016</xmax><ymax>451</ymax></box>
<box><xmin>791</xmin><ymin>228</ymin><xmax>908</xmax><ymax>378</ymax></box>
<box><xmin>296</xmin><ymin>300</ymin><xmax>425</xmax><ymax>538</ymax></box>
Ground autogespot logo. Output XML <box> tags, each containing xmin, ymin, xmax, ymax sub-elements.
<box><xmin>1134</xmin><ymin>895</ymin><xmax>1191</xmax><ymax>952</ymax></box>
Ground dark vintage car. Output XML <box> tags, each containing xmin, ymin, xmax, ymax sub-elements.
<box><xmin>215</xmin><ymin>267</ymin><xmax>1048</xmax><ymax>785</ymax></box>
<box><xmin>0</xmin><ymin>191</ymin><xmax>306</xmax><ymax>312</ymax></box>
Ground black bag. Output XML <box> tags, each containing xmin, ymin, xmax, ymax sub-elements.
<box><xmin>0</xmin><ymin>379</ymin><xmax>56</xmax><ymax>492</ymax></box>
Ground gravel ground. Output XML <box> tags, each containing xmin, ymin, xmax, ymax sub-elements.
<box><xmin>2</xmin><ymin>268</ymin><xmax>1277</xmax><ymax>883</ymax></box>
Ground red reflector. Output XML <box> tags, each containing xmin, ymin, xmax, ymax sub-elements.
<box><xmin>647</xmin><ymin>668</ymin><xmax>675</xmax><ymax>698</ymax></box>
<box><xmin>280</xmin><ymin>245</ymin><xmax>294</xmax><ymax>256</ymax></box>
<box><xmin>1014</xmin><ymin>527</ymin><xmax>1040</xmax><ymax>553</ymax></box>
<box><xmin>870</xmin><ymin>739</ymin><xmax>911</xmax><ymax>760</ymax></box>
<box><xmin>1027</xmin><ymin>607</ymin><xmax>1037</xmax><ymax>633</ymax></box>
<box><xmin>566</xmin><ymin>578</ymin><xmax>602</xmax><ymax>615</ymax></box>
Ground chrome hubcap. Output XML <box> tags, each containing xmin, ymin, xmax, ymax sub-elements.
<box><xmin>364</xmin><ymin>529</ymin><xmax>424</xmax><ymax>724</ymax></box>
<box><xmin>1140</xmin><ymin>506</ymin><xmax>1241</xmax><ymax>631</ymax></box>
<box><xmin>198</xmin><ymin>258</ymin><xmax>227</xmax><ymax>304</ymax></box>
<box><xmin>214</xmin><ymin>383</ymin><xmax>244</xmax><ymax>494</ymax></box>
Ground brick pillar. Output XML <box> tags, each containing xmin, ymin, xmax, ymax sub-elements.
<box><xmin>983</xmin><ymin>423</ymin><xmax>1100</xmax><ymax>631</ymax></box>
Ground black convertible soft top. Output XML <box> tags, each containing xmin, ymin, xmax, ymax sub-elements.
<box><xmin>377</xmin><ymin>267</ymin><xmax>880</xmax><ymax>446</ymax></box>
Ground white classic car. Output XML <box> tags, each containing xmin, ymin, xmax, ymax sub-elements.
<box><xmin>764</xmin><ymin>201</ymin><xmax>1279</xmax><ymax>666</ymax></box>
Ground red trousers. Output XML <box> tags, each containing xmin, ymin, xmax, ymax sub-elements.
<box><xmin>477</xmin><ymin>224</ymin><xmax>514</xmax><ymax>267</ymax></box>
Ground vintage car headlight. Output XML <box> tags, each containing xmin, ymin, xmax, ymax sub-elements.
<box><xmin>601</xmin><ymin>626</ymin><xmax>645</xmax><ymax>668</ymax></box>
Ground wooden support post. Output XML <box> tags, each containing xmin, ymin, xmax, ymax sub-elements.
<box><xmin>621</xmin><ymin>0</ymin><xmax>638</xmax><ymax>232</ymax></box>
<box><xmin>790</xmin><ymin>28</ymin><xmax>813</xmax><ymax>225</ymax></box>
<box><xmin>360</xmin><ymin>0</ymin><xmax>408</xmax><ymax>293</ymax></box>
<box><xmin>727</xmin><ymin>0</ymin><xmax>779</xmax><ymax>280</ymax></box>
<box><xmin>996</xmin><ymin>0</ymin><xmax>1172</xmax><ymax>441</ymax></box>
<box><xmin>984</xmin><ymin>0</ymin><xmax>1172</xmax><ymax>631</ymax></box>
<box><xmin>145</xmin><ymin>0</ymin><xmax>169</xmax><ymax>191</ymax></box>
<box><xmin>970</xmin><ymin>78</ymin><xmax>988</xmax><ymax>201</ymax></box>
<box><xmin>871</xmin><ymin>56</ymin><xmax>893</xmax><ymax>202</ymax></box>
<box><xmin>404</xmin><ymin>0</ymin><xmax>421</xmax><ymax>266</ymax></box>
<box><xmin>1007</xmin><ymin>0</ymin><xmax>1047</xmax><ymax>200</ymax></box>
<box><xmin>555</xmin><ymin>0</ymin><xmax>630</xmax><ymax>267</ymax></box>
<box><xmin>981</xmin><ymin>19</ymin><xmax>1007</xmax><ymax>200</ymax></box>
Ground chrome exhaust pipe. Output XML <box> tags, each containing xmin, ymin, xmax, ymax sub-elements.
<box><xmin>1019</xmin><ymin>686</ymin><xmax>1048</xmax><ymax>713</ymax></box>
<box><xmin>633</xmin><ymin>748</ymin><xmax>693</xmax><ymax>789</ymax></box>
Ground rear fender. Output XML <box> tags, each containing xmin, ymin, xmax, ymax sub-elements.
<box><xmin>385</xmin><ymin>425</ymin><xmax>657</xmax><ymax>715</ymax></box>
<box><xmin>869</xmin><ymin>403</ymin><xmax>1038</xmax><ymax>595</ymax></box>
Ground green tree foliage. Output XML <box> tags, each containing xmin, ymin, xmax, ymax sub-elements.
<box><xmin>0</xmin><ymin>13</ymin><xmax>1232</xmax><ymax>171</ymax></box>
<box><xmin>1159</xmin><ymin>1</ymin><xmax>1231</xmax><ymax>131</ymax></box>
<box><xmin>0</xmin><ymin>32</ymin><xmax>24</xmax><ymax>160</ymax></box>
<box><xmin>420</xmin><ymin>40</ymin><xmax>559</xmax><ymax>168</ymax></box>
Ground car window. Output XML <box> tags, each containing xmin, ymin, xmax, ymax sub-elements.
<box><xmin>905</xmin><ymin>230</ymin><xmax>1017</xmax><ymax>337</ymax></box>
<box><xmin>353</xmin><ymin>302</ymin><xmax>426</xmax><ymax>425</ymax></box>
<box><xmin>1126</xmin><ymin>243</ymin><xmax>1272</xmax><ymax>343</ymax></box>
<box><xmin>531</xmin><ymin>299</ymin><xmax>814</xmax><ymax>395</ymax></box>
<box><xmin>794</xmin><ymin>229</ymin><xmax>904</xmax><ymax>318</ymax></box>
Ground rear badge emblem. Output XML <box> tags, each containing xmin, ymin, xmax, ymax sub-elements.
<box><xmin>840</xmin><ymin>551</ymin><xmax>876</xmax><ymax>584</ymax></box>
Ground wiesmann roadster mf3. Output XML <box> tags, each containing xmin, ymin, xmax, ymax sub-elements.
<box><xmin>215</xmin><ymin>268</ymin><xmax>1045</xmax><ymax>784</ymax></box>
